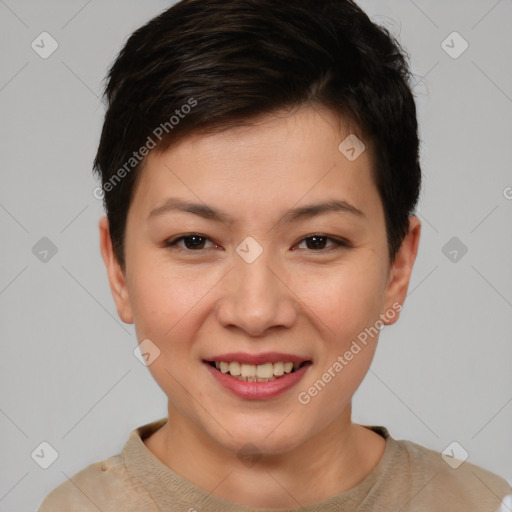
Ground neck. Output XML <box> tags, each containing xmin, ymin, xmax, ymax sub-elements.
<box><xmin>143</xmin><ymin>402</ymin><xmax>386</xmax><ymax>508</ymax></box>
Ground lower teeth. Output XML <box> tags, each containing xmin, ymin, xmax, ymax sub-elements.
<box><xmin>232</xmin><ymin>375</ymin><xmax>280</xmax><ymax>382</ymax></box>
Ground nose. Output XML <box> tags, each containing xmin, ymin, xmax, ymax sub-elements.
<box><xmin>215</xmin><ymin>248</ymin><xmax>299</xmax><ymax>337</ymax></box>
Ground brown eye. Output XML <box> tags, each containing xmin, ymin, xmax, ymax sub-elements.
<box><xmin>166</xmin><ymin>234</ymin><xmax>216</xmax><ymax>251</ymax></box>
<box><xmin>296</xmin><ymin>235</ymin><xmax>349</xmax><ymax>252</ymax></box>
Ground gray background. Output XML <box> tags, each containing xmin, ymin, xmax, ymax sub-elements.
<box><xmin>1</xmin><ymin>1</ymin><xmax>511</xmax><ymax>510</ymax></box>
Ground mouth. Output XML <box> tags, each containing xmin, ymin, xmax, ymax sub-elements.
<box><xmin>203</xmin><ymin>359</ymin><xmax>313</xmax><ymax>382</ymax></box>
<box><xmin>202</xmin><ymin>354</ymin><xmax>313</xmax><ymax>400</ymax></box>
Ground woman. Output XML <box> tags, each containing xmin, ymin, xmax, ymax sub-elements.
<box><xmin>40</xmin><ymin>0</ymin><xmax>511</xmax><ymax>510</ymax></box>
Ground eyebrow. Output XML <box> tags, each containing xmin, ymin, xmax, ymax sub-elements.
<box><xmin>148</xmin><ymin>198</ymin><xmax>365</xmax><ymax>224</ymax></box>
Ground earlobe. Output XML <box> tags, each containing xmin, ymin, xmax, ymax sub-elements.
<box><xmin>98</xmin><ymin>216</ymin><xmax>134</xmax><ymax>324</ymax></box>
<box><xmin>382</xmin><ymin>215</ymin><xmax>421</xmax><ymax>326</ymax></box>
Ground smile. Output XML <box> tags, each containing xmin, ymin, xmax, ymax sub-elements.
<box><xmin>207</xmin><ymin>360</ymin><xmax>309</xmax><ymax>382</ymax></box>
<box><xmin>203</xmin><ymin>356</ymin><xmax>312</xmax><ymax>400</ymax></box>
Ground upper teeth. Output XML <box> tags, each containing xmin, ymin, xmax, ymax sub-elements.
<box><xmin>215</xmin><ymin>361</ymin><xmax>300</xmax><ymax>378</ymax></box>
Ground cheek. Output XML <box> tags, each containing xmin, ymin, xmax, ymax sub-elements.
<box><xmin>127</xmin><ymin>261</ymin><xmax>226</xmax><ymax>359</ymax></box>
<box><xmin>128</xmin><ymin>267</ymin><xmax>198</xmax><ymax>343</ymax></box>
<box><xmin>128</xmin><ymin>269</ymin><xmax>208</xmax><ymax>398</ymax></box>
<box><xmin>295</xmin><ymin>269</ymin><xmax>383</xmax><ymax>416</ymax></box>
<box><xmin>294</xmin><ymin>258</ymin><xmax>385</xmax><ymax>342</ymax></box>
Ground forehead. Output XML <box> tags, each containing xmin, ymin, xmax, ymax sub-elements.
<box><xmin>131</xmin><ymin>106</ymin><xmax>381</xmax><ymax>224</ymax></box>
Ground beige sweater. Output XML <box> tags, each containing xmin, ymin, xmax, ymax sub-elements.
<box><xmin>38</xmin><ymin>417</ymin><xmax>511</xmax><ymax>511</ymax></box>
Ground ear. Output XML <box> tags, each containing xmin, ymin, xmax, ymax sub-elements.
<box><xmin>381</xmin><ymin>215</ymin><xmax>421</xmax><ymax>326</ymax></box>
<box><xmin>98</xmin><ymin>216</ymin><xmax>134</xmax><ymax>324</ymax></box>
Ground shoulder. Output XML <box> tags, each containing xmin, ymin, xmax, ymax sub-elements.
<box><xmin>38</xmin><ymin>418</ymin><xmax>167</xmax><ymax>511</ymax></box>
<box><xmin>396</xmin><ymin>437</ymin><xmax>511</xmax><ymax>511</ymax></box>
<box><xmin>38</xmin><ymin>453</ymin><xmax>153</xmax><ymax>512</ymax></box>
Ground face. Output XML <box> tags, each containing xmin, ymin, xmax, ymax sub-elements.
<box><xmin>100</xmin><ymin>106</ymin><xmax>420</xmax><ymax>456</ymax></box>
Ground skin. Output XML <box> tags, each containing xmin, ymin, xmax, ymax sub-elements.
<box><xmin>99</xmin><ymin>105</ymin><xmax>421</xmax><ymax>508</ymax></box>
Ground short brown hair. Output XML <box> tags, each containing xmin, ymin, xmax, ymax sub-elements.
<box><xmin>93</xmin><ymin>0</ymin><xmax>421</xmax><ymax>268</ymax></box>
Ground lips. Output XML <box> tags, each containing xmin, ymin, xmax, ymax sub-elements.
<box><xmin>202</xmin><ymin>352</ymin><xmax>313</xmax><ymax>400</ymax></box>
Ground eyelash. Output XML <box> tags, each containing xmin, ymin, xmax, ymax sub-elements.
<box><xmin>164</xmin><ymin>233</ymin><xmax>351</xmax><ymax>253</ymax></box>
